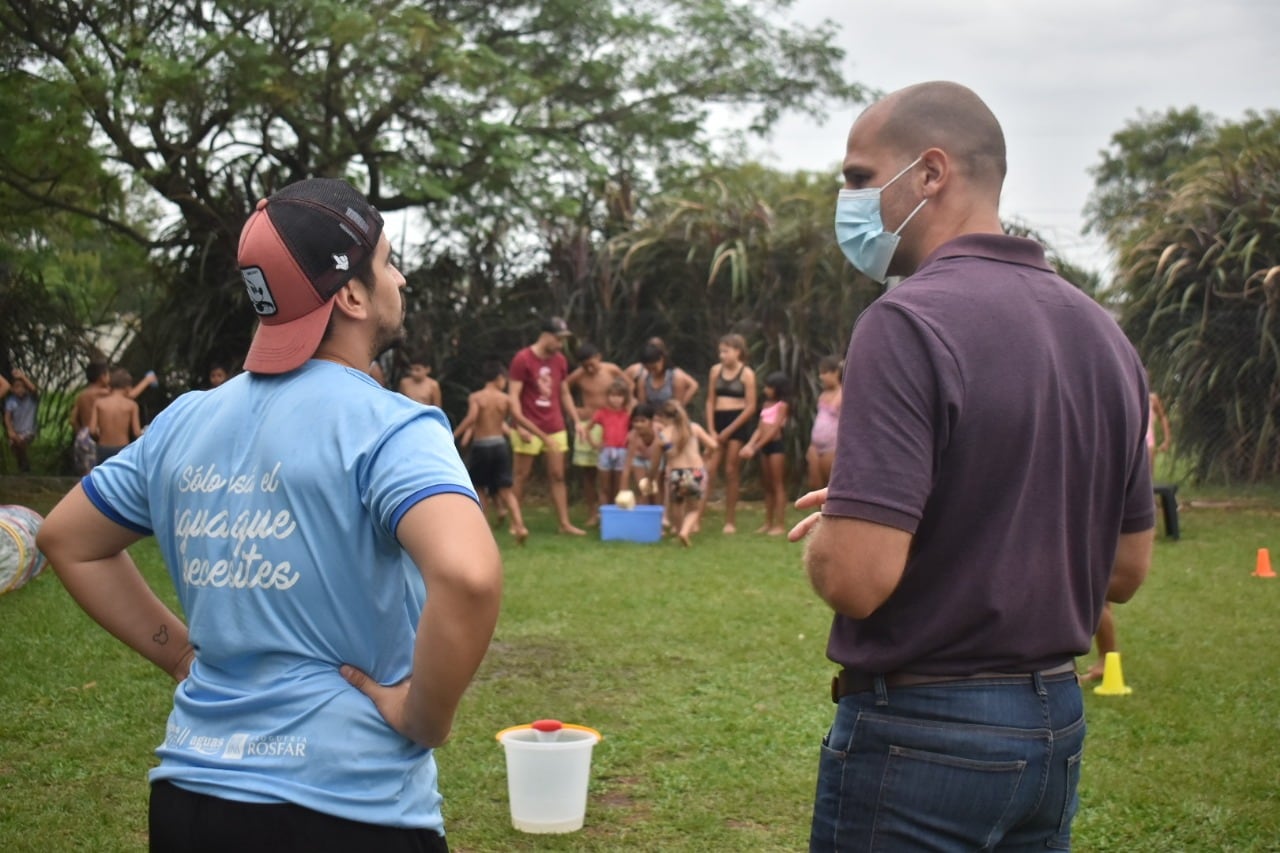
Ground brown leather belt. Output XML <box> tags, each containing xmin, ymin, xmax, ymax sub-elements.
<box><xmin>831</xmin><ymin>661</ymin><xmax>1078</xmax><ymax>703</ymax></box>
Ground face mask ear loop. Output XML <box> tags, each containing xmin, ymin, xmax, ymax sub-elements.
<box><xmin>885</xmin><ymin>155</ymin><xmax>924</xmax><ymax>188</ymax></box>
<box><xmin>892</xmin><ymin>197</ymin><xmax>929</xmax><ymax>236</ymax></box>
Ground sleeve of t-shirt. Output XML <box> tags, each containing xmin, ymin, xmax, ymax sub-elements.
<box><xmin>508</xmin><ymin>349</ymin><xmax>531</xmax><ymax>386</ymax></box>
<box><xmin>366</xmin><ymin>407</ymin><xmax>480</xmax><ymax>538</ymax></box>
<box><xmin>823</xmin><ymin>302</ymin><xmax>960</xmax><ymax>534</ymax></box>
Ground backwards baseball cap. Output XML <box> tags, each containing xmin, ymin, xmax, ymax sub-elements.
<box><xmin>237</xmin><ymin>178</ymin><xmax>384</xmax><ymax>374</ymax></box>
<box><xmin>541</xmin><ymin>316</ymin><xmax>572</xmax><ymax>337</ymax></box>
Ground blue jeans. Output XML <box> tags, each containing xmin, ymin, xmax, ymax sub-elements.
<box><xmin>810</xmin><ymin>672</ymin><xmax>1085</xmax><ymax>852</ymax></box>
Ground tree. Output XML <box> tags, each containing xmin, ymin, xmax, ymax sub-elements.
<box><xmin>1083</xmin><ymin>106</ymin><xmax>1218</xmax><ymax>247</ymax></box>
<box><xmin>1107</xmin><ymin>111</ymin><xmax>1280</xmax><ymax>482</ymax></box>
<box><xmin>1</xmin><ymin>0</ymin><xmax>865</xmax><ymax>385</ymax></box>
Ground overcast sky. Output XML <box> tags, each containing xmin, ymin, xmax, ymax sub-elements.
<box><xmin>738</xmin><ymin>0</ymin><xmax>1280</xmax><ymax>276</ymax></box>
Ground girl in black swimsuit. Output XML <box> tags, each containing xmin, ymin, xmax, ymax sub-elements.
<box><xmin>703</xmin><ymin>333</ymin><xmax>757</xmax><ymax>533</ymax></box>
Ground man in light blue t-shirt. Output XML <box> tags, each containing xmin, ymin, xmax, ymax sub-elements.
<box><xmin>38</xmin><ymin>178</ymin><xmax>503</xmax><ymax>853</ymax></box>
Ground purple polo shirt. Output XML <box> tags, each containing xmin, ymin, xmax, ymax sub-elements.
<box><xmin>823</xmin><ymin>233</ymin><xmax>1155</xmax><ymax>675</ymax></box>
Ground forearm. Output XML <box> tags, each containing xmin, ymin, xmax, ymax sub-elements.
<box><xmin>561</xmin><ymin>390</ymin><xmax>581</xmax><ymax>433</ymax></box>
<box><xmin>128</xmin><ymin>372</ymin><xmax>155</xmax><ymax>398</ymax></box>
<box><xmin>405</xmin><ymin>560</ymin><xmax>502</xmax><ymax>747</ymax></box>
<box><xmin>508</xmin><ymin>388</ymin><xmax>535</xmax><ymax>434</ymax></box>
<box><xmin>729</xmin><ymin>406</ymin><xmax>757</xmax><ymax>434</ymax></box>
<box><xmin>452</xmin><ymin>413</ymin><xmax>474</xmax><ymax>439</ymax></box>
<box><xmin>803</xmin><ymin>515</ymin><xmax>910</xmax><ymax>619</ymax></box>
<box><xmin>54</xmin><ymin>553</ymin><xmax>193</xmax><ymax>680</ymax></box>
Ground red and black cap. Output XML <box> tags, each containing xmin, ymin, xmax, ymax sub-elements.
<box><xmin>237</xmin><ymin>178</ymin><xmax>384</xmax><ymax>374</ymax></box>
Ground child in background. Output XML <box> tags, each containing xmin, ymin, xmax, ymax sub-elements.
<box><xmin>208</xmin><ymin>362</ymin><xmax>230</xmax><ymax>388</ymax></box>
<box><xmin>805</xmin><ymin>355</ymin><xmax>843</xmax><ymax>490</ymax></box>
<box><xmin>590</xmin><ymin>379</ymin><xmax>633</xmax><ymax>505</ymax></box>
<box><xmin>740</xmin><ymin>371</ymin><xmax>791</xmax><ymax>535</ymax></box>
<box><xmin>618</xmin><ymin>403</ymin><xmax>661</xmax><ymax>505</ymax></box>
<box><xmin>3</xmin><ymin>369</ymin><xmax>39</xmax><ymax>473</ymax></box>
<box><xmin>453</xmin><ymin>360</ymin><xmax>529</xmax><ymax>544</ymax></box>
<box><xmin>90</xmin><ymin>368</ymin><xmax>144</xmax><ymax>464</ymax></box>
<box><xmin>653</xmin><ymin>400</ymin><xmax>718</xmax><ymax>547</ymax></box>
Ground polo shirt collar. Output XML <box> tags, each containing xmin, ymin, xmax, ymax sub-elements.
<box><xmin>917</xmin><ymin>233</ymin><xmax>1054</xmax><ymax>274</ymax></box>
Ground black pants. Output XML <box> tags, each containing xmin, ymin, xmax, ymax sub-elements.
<box><xmin>149</xmin><ymin>780</ymin><xmax>449</xmax><ymax>852</ymax></box>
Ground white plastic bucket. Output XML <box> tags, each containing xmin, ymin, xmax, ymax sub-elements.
<box><xmin>495</xmin><ymin>720</ymin><xmax>603</xmax><ymax>833</ymax></box>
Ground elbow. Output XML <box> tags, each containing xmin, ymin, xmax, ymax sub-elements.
<box><xmin>1107</xmin><ymin>563</ymin><xmax>1148</xmax><ymax>604</ymax></box>
<box><xmin>34</xmin><ymin>525</ymin><xmax>58</xmax><ymax>565</ymax></box>
<box><xmin>35</xmin><ymin>517</ymin><xmax>70</xmax><ymax>569</ymax></box>
<box><xmin>804</xmin><ymin>545</ymin><xmax>883</xmax><ymax>620</ymax></box>
<box><xmin>1107</xmin><ymin>529</ymin><xmax>1154</xmax><ymax>603</ymax></box>
<box><xmin>457</xmin><ymin>557</ymin><xmax>504</xmax><ymax>614</ymax></box>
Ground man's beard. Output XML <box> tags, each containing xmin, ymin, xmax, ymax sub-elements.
<box><xmin>372</xmin><ymin>314</ymin><xmax>406</xmax><ymax>359</ymax></box>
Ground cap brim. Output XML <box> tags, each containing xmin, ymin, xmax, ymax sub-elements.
<box><xmin>243</xmin><ymin>299</ymin><xmax>337</xmax><ymax>374</ymax></box>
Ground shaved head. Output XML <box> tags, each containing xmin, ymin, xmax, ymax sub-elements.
<box><xmin>872</xmin><ymin>81</ymin><xmax>1007</xmax><ymax>195</ymax></box>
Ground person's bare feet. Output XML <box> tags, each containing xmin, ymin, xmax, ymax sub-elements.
<box><xmin>585</xmin><ymin>514</ymin><xmax>600</xmax><ymax>528</ymax></box>
<box><xmin>559</xmin><ymin>524</ymin><xmax>587</xmax><ymax>536</ymax></box>
<box><xmin>766</xmin><ymin>526</ymin><xmax>786</xmax><ymax>536</ymax></box>
<box><xmin>723</xmin><ymin>523</ymin><xmax>737</xmax><ymax>534</ymax></box>
<box><xmin>678</xmin><ymin>529</ymin><xmax>692</xmax><ymax>547</ymax></box>
<box><xmin>515</xmin><ymin>526</ymin><xmax>529</xmax><ymax>546</ymax></box>
<box><xmin>755</xmin><ymin>524</ymin><xmax>770</xmax><ymax>534</ymax></box>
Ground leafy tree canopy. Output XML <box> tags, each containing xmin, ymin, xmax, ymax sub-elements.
<box><xmin>1</xmin><ymin>0</ymin><xmax>865</xmax><ymax>383</ymax></box>
<box><xmin>1084</xmin><ymin>106</ymin><xmax>1217</xmax><ymax>246</ymax></box>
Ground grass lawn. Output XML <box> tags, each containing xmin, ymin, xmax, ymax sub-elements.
<box><xmin>2</xmin><ymin>479</ymin><xmax>1279</xmax><ymax>851</ymax></box>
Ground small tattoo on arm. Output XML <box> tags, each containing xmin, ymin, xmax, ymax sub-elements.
<box><xmin>153</xmin><ymin>625</ymin><xmax>169</xmax><ymax>645</ymax></box>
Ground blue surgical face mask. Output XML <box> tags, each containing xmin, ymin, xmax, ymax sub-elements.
<box><xmin>834</xmin><ymin>155</ymin><xmax>928</xmax><ymax>283</ymax></box>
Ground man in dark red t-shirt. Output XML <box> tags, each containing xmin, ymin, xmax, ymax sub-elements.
<box><xmin>508</xmin><ymin>317</ymin><xmax>586</xmax><ymax>535</ymax></box>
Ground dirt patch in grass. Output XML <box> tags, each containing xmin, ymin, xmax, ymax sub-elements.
<box><xmin>589</xmin><ymin>775</ymin><xmax>652</xmax><ymax>828</ymax></box>
<box><xmin>474</xmin><ymin>639</ymin><xmax>572</xmax><ymax>683</ymax></box>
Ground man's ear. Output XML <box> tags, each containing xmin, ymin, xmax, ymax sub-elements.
<box><xmin>920</xmin><ymin>147</ymin><xmax>949</xmax><ymax>198</ymax></box>
<box><xmin>330</xmin><ymin>278</ymin><xmax>370</xmax><ymax>321</ymax></box>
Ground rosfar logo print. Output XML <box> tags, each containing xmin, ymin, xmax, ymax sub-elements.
<box><xmin>241</xmin><ymin>267</ymin><xmax>278</xmax><ymax>316</ymax></box>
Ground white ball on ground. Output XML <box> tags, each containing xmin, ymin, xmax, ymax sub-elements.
<box><xmin>615</xmin><ymin>490</ymin><xmax>636</xmax><ymax>510</ymax></box>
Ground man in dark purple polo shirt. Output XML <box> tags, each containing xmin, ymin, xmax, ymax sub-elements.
<box><xmin>789</xmin><ymin>81</ymin><xmax>1155</xmax><ymax>851</ymax></box>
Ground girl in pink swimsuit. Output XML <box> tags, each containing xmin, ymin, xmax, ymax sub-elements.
<box><xmin>806</xmin><ymin>356</ymin><xmax>843</xmax><ymax>490</ymax></box>
<box><xmin>741</xmin><ymin>372</ymin><xmax>792</xmax><ymax>535</ymax></box>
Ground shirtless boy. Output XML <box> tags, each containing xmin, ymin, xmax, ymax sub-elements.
<box><xmin>567</xmin><ymin>342</ymin><xmax>631</xmax><ymax>525</ymax></box>
<box><xmin>453</xmin><ymin>360</ymin><xmax>529</xmax><ymax>543</ymax></box>
<box><xmin>71</xmin><ymin>362</ymin><xmax>156</xmax><ymax>474</ymax></box>
<box><xmin>90</xmin><ymin>368</ymin><xmax>144</xmax><ymax>464</ymax></box>
<box><xmin>399</xmin><ymin>358</ymin><xmax>442</xmax><ymax>407</ymax></box>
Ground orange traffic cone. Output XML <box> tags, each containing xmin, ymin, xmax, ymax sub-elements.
<box><xmin>1092</xmin><ymin>652</ymin><xmax>1133</xmax><ymax>696</ymax></box>
<box><xmin>1254</xmin><ymin>548</ymin><xmax>1276</xmax><ymax>578</ymax></box>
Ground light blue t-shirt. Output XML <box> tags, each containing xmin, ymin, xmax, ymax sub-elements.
<box><xmin>4</xmin><ymin>392</ymin><xmax>38</xmax><ymax>436</ymax></box>
<box><xmin>84</xmin><ymin>360</ymin><xmax>478</xmax><ymax>831</ymax></box>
